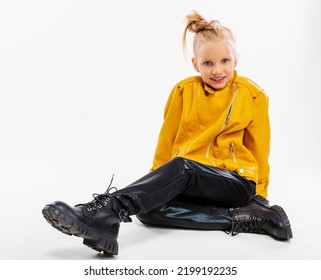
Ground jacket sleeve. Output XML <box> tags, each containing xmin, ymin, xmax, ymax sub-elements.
<box><xmin>150</xmin><ymin>85</ymin><xmax>183</xmax><ymax>171</ymax></box>
<box><xmin>244</xmin><ymin>91</ymin><xmax>270</xmax><ymax>198</ymax></box>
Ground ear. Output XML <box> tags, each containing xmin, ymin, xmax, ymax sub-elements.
<box><xmin>192</xmin><ymin>57</ymin><xmax>199</xmax><ymax>72</ymax></box>
<box><xmin>234</xmin><ymin>55</ymin><xmax>239</xmax><ymax>67</ymax></box>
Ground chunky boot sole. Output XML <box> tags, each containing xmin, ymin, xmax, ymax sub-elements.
<box><xmin>270</xmin><ymin>205</ymin><xmax>293</xmax><ymax>240</ymax></box>
<box><xmin>252</xmin><ymin>195</ymin><xmax>293</xmax><ymax>240</ymax></box>
<box><xmin>42</xmin><ymin>204</ymin><xmax>119</xmax><ymax>255</ymax></box>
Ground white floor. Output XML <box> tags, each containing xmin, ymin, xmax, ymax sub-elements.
<box><xmin>0</xmin><ymin>163</ymin><xmax>320</xmax><ymax>261</ymax></box>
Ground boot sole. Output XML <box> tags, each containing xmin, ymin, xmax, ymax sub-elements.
<box><xmin>252</xmin><ymin>195</ymin><xmax>293</xmax><ymax>240</ymax></box>
<box><xmin>42</xmin><ymin>204</ymin><xmax>118</xmax><ymax>255</ymax></box>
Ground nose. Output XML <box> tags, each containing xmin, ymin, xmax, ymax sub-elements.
<box><xmin>211</xmin><ymin>64</ymin><xmax>222</xmax><ymax>75</ymax></box>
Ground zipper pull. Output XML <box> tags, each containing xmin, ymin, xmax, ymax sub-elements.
<box><xmin>230</xmin><ymin>142</ymin><xmax>235</xmax><ymax>154</ymax></box>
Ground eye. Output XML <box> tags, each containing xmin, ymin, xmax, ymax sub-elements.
<box><xmin>222</xmin><ymin>58</ymin><xmax>230</xmax><ymax>64</ymax></box>
<box><xmin>203</xmin><ymin>61</ymin><xmax>213</xmax><ymax>66</ymax></box>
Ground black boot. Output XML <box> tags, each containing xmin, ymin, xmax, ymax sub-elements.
<box><xmin>228</xmin><ymin>195</ymin><xmax>293</xmax><ymax>241</ymax></box>
<box><xmin>42</xmin><ymin>185</ymin><xmax>131</xmax><ymax>255</ymax></box>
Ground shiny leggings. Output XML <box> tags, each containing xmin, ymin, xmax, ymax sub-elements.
<box><xmin>113</xmin><ymin>157</ymin><xmax>256</xmax><ymax>230</ymax></box>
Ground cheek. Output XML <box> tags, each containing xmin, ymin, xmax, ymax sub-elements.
<box><xmin>225</xmin><ymin>65</ymin><xmax>235</xmax><ymax>76</ymax></box>
<box><xmin>199</xmin><ymin>67</ymin><xmax>211</xmax><ymax>76</ymax></box>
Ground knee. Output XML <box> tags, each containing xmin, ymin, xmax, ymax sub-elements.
<box><xmin>168</xmin><ymin>157</ymin><xmax>192</xmax><ymax>170</ymax></box>
<box><xmin>170</xmin><ymin>157</ymin><xmax>185</xmax><ymax>164</ymax></box>
<box><xmin>154</xmin><ymin>157</ymin><xmax>188</xmax><ymax>174</ymax></box>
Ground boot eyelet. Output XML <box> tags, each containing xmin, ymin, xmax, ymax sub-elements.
<box><xmin>87</xmin><ymin>207</ymin><xmax>92</xmax><ymax>211</ymax></box>
<box><xmin>103</xmin><ymin>201</ymin><xmax>108</xmax><ymax>206</ymax></box>
<box><xmin>98</xmin><ymin>204</ymin><xmax>102</xmax><ymax>208</ymax></box>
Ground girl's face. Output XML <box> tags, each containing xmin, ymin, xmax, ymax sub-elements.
<box><xmin>192</xmin><ymin>39</ymin><xmax>238</xmax><ymax>90</ymax></box>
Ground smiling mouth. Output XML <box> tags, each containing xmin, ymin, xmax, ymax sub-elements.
<box><xmin>211</xmin><ymin>77</ymin><xmax>226</xmax><ymax>83</ymax></box>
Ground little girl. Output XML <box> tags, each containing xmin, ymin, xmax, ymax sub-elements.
<box><xmin>42</xmin><ymin>11</ymin><xmax>293</xmax><ymax>255</ymax></box>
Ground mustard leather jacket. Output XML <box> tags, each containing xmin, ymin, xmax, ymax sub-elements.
<box><xmin>151</xmin><ymin>71</ymin><xmax>270</xmax><ymax>197</ymax></box>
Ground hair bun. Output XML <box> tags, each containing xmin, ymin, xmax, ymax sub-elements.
<box><xmin>182</xmin><ymin>10</ymin><xmax>236</xmax><ymax>57</ymax></box>
<box><xmin>185</xmin><ymin>10</ymin><xmax>209</xmax><ymax>33</ymax></box>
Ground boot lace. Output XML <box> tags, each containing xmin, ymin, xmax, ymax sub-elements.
<box><xmin>76</xmin><ymin>175</ymin><xmax>117</xmax><ymax>212</ymax></box>
<box><xmin>228</xmin><ymin>216</ymin><xmax>263</xmax><ymax>236</ymax></box>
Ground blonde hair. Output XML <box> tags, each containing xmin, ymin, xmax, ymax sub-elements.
<box><xmin>183</xmin><ymin>10</ymin><xmax>237</xmax><ymax>56</ymax></box>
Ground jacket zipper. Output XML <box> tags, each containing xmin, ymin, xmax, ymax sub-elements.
<box><xmin>183</xmin><ymin>84</ymin><xmax>238</xmax><ymax>165</ymax></box>
<box><xmin>230</xmin><ymin>142</ymin><xmax>238</xmax><ymax>163</ymax></box>
<box><xmin>204</xmin><ymin>84</ymin><xmax>238</xmax><ymax>166</ymax></box>
<box><xmin>218</xmin><ymin>83</ymin><xmax>237</xmax><ymax>134</ymax></box>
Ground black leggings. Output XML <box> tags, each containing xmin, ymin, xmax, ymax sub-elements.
<box><xmin>113</xmin><ymin>157</ymin><xmax>255</xmax><ymax>221</ymax></box>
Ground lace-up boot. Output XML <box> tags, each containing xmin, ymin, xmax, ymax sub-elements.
<box><xmin>42</xmin><ymin>186</ymin><xmax>131</xmax><ymax>255</ymax></box>
<box><xmin>228</xmin><ymin>195</ymin><xmax>293</xmax><ymax>240</ymax></box>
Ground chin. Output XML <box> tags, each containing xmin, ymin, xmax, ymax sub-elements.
<box><xmin>211</xmin><ymin>84</ymin><xmax>225</xmax><ymax>90</ymax></box>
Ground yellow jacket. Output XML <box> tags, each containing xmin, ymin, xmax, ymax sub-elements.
<box><xmin>151</xmin><ymin>71</ymin><xmax>270</xmax><ymax>198</ymax></box>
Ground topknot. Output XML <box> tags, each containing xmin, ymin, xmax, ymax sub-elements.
<box><xmin>182</xmin><ymin>10</ymin><xmax>236</xmax><ymax>56</ymax></box>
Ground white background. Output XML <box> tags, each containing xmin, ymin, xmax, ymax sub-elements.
<box><xmin>0</xmin><ymin>0</ymin><xmax>321</xmax><ymax>264</ymax></box>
